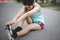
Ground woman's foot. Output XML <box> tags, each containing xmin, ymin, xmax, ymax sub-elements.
<box><xmin>5</xmin><ymin>25</ymin><xmax>22</xmax><ymax>40</ymax></box>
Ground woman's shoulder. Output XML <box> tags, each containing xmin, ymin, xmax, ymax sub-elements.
<box><xmin>34</xmin><ymin>2</ymin><xmax>41</xmax><ymax>7</ymax></box>
<box><xmin>34</xmin><ymin>2</ymin><xmax>42</xmax><ymax>12</ymax></box>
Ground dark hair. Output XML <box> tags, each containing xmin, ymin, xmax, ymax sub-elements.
<box><xmin>22</xmin><ymin>0</ymin><xmax>34</xmax><ymax>6</ymax></box>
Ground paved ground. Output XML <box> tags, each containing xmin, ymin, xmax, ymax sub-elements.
<box><xmin>0</xmin><ymin>3</ymin><xmax>60</xmax><ymax>40</ymax></box>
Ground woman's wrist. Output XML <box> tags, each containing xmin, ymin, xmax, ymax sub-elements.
<box><xmin>13</xmin><ymin>17</ymin><xmax>17</xmax><ymax>21</ymax></box>
<box><xmin>12</xmin><ymin>18</ymin><xmax>17</xmax><ymax>22</ymax></box>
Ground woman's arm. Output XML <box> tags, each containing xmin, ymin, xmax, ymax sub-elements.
<box><xmin>12</xmin><ymin>6</ymin><xmax>25</xmax><ymax>21</ymax></box>
<box><xmin>17</xmin><ymin>4</ymin><xmax>41</xmax><ymax>22</ymax></box>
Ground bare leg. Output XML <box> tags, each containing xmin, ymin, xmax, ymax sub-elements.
<box><xmin>18</xmin><ymin>18</ymin><xmax>25</xmax><ymax>27</ymax></box>
<box><xmin>26</xmin><ymin>17</ymin><xmax>41</xmax><ymax>30</ymax></box>
<box><xmin>17</xmin><ymin>23</ymin><xmax>41</xmax><ymax>36</ymax></box>
<box><xmin>26</xmin><ymin>17</ymin><xmax>33</xmax><ymax>24</ymax></box>
<box><xmin>17</xmin><ymin>17</ymin><xmax>41</xmax><ymax>36</ymax></box>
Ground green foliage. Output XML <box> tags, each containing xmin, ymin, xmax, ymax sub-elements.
<box><xmin>16</xmin><ymin>0</ymin><xmax>22</xmax><ymax>3</ymax></box>
<box><xmin>38</xmin><ymin>3</ymin><xmax>51</xmax><ymax>7</ymax></box>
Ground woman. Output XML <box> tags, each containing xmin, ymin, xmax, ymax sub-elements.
<box><xmin>6</xmin><ymin>0</ymin><xmax>44</xmax><ymax>40</ymax></box>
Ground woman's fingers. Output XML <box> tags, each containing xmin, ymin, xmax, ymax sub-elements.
<box><xmin>6</xmin><ymin>20</ymin><xmax>17</xmax><ymax>27</ymax></box>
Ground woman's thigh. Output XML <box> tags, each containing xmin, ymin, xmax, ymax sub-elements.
<box><xmin>26</xmin><ymin>17</ymin><xmax>41</xmax><ymax>30</ymax></box>
<box><xmin>27</xmin><ymin>23</ymin><xmax>41</xmax><ymax>30</ymax></box>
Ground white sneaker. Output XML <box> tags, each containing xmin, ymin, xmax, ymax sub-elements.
<box><xmin>5</xmin><ymin>25</ymin><xmax>15</xmax><ymax>40</ymax></box>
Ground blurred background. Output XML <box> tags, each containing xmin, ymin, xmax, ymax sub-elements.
<box><xmin>0</xmin><ymin>0</ymin><xmax>60</xmax><ymax>11</ymax></box>
<box><xmin>16</xmin><ymin>0</ymin><xmax>60</xmax><ymax>11</ymax></box>
<box><xmin>0</xmin><ymin>0</ymin><xmax>60</xmax><ymax>40</ymax></box>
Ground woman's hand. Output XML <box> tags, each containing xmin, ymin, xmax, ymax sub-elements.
<box><xmin>6</xmin><ymin>19</ymin><xmax>17</xmax><ymax>26</ymax></box>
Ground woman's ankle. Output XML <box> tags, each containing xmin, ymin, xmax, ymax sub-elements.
<box><xmin>13</xmin><ymin>26</ymin><xmax>22</xmax><ymax>37</ymax></box>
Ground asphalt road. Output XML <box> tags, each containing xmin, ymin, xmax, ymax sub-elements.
<box><xmin>0</xmin><ymin>3</ymin><xmax>60</xmax><ymax>40</ymax></box>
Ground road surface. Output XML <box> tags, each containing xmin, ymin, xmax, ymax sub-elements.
<box><xmin>0</xmin><ymin>3</ymin><xmax>60</xmax><ymax>40</ymax></box>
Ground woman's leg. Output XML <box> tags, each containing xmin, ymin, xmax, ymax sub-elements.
<box><xmin>26</xmin><ymin>17</ymin><xmax>33</xmax><ymax>24</ymax></box>
<box><xmin>17</xmin><ymin>17</ymin><xmax>41</xmax><ymax>36</ymax></box>
<box><xmin>26</xmin><ymin>17</ymin><xmax>42</xmax><ymax>30</ymax></box>
<box><xmin>17</xmin><ymin>23</ymin><xmax>41</xmax><ymax>36</ymax></box>
<box><xmin>18</xmin><ymin>18</ymin><xmax>25</xmax><ymax>27</ymax></box>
